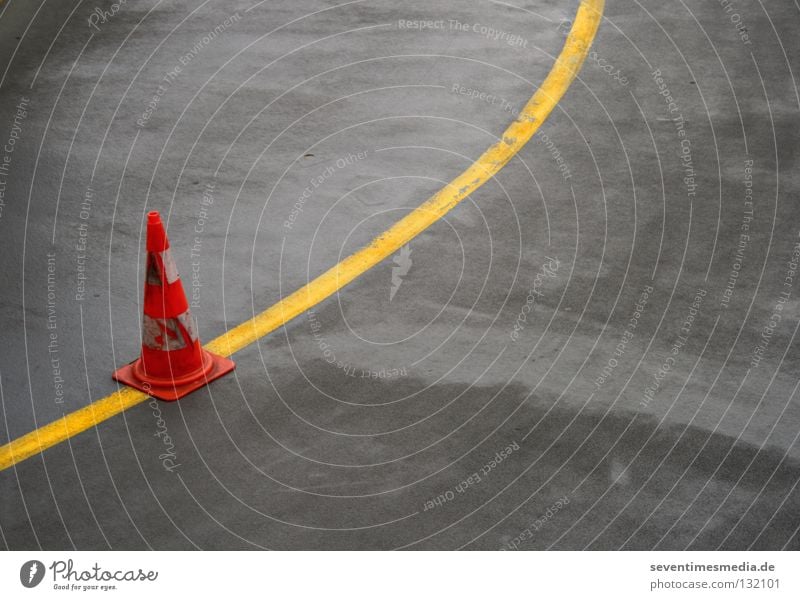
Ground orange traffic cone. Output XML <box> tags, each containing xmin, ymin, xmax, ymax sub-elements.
<box><xmin>113</xmin><ymin>211</ymin><xmax>235</xmax><ymax>401</ymax></box>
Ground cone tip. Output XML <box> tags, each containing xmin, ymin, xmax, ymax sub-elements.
<box><xmin>146</xmin><ymin>211</ymin><xmax>168</xmax><ymax>251</ymax></box>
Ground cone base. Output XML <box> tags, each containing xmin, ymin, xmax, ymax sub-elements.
<box><xmin>112</xmin><ymin>350</ymin><xmax>235</xmax><ymax>402</ymax></box>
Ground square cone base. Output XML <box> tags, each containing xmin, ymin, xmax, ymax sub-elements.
<box><xmin>112</xmin><ymin>350</ymin><xmax>235</xmax><ymax>402</ymax></box>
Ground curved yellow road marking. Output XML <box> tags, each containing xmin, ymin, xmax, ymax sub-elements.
<box><xmin>0</xmin><ymin>0</ymin><xmax>604</xmax><ymax>472</ymax></box>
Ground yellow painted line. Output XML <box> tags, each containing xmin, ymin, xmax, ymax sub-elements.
<box><xmin>0</xmin><ymin>0</ymin><xmax>604</xmax><ymax>472</ymax></box>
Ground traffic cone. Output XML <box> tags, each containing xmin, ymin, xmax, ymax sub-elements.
<box><xmin>112</xmin><ymin>211</ymin><xmax>235</xmax><ymax>401</ymax></box>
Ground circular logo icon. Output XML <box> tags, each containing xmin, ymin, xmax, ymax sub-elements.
<box><xmin>20</xmin><ymin>560</ymin><xmax>45</xmax><ymax>588</ymax></box>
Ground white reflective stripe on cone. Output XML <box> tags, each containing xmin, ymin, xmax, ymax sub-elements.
<box><xmin>160</xmin><ymin>249</ymin><xmax>180</xmax><ymax>284</ymax></box>
<box><xmin>145</xmin><ymin>250</ymin><xmax>180</xmax><ymax>286</ymax></box>
<box><xmin>146</xmin><ymin>253</ymin><xmax>161</xmax><ymax>285</ymax></box>
<box><xmin>177</xmin><ymin>310</ymin><xmax>199</xmax><ymax>343</ymax></box>
<box><xmin>142</xmin><ymin>314</ymin><xmax>188</xmax><ymax>351</ymax></box>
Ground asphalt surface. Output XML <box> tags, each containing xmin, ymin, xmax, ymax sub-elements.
<box><xmin>1</xmin><ymin>0</ymin><xmax>799</xmax><ymax>550</ymax></box>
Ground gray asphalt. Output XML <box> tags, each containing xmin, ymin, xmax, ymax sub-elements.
<box><xmin>1</xmin><ymin>0</ymin><xmax>799</xmax><ymax>550</ymax></box>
